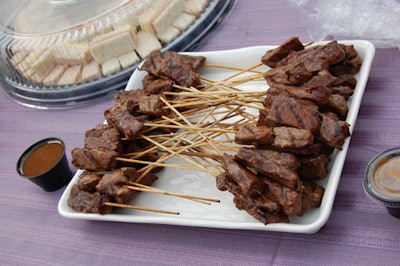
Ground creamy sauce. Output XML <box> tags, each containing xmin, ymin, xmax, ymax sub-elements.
<box><xmin>372</xmin><ymin>157</ymin><xmax>400</xmax><ymax>199</ymax></box>
<box><xmin>22</xmin><ymin>142</ymin><xmax>64</xmax><ymax>177</ymax></box>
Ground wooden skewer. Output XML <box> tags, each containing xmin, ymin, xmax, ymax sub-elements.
<box><xmin>116</xmin><ymin>157</ymin><xmax>203</xmax><ymax>172</ymax></box>
<box><xmin>104</xmin><ymin>202</ymin><xmax>180</xmax><ymax>215</ymax></box>
<box><xmin>203</xmin><ymin>63</ymin><xmax>264</xmax><ymax>74</ymax></box>
<box><xmin>128</xmin><ymin>182</ymin><xmax>220</xmax><ymax>203</ymax></box>
<box><xmin>143</xmin><ymin>122</ymin><xmax>236</xmax><ymax>133</ymax></box>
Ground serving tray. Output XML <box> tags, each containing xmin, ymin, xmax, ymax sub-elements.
<box><xmin>58</xmin><ymin>41</ymin><xmax>375</xmax><ymax>233</ymax></box>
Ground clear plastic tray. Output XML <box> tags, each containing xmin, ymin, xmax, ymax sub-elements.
<box><xmin>0</xmin><ymin>0</ymin><xmax>237</xmax><ymax>109</ymax></box>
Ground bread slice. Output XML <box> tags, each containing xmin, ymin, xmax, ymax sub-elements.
<box><xmin>139</xmin><ymin>0</ymin><xmax>184</xmax><ymax>35</ymax></box>
<box><xmin>157</xmin><ymin>26</ymin><xmax>181</xmax><ymax>43</ymax></box>
<box><xmin>134</xmin><ymin>31</ymin><xmax>162</xmax><ymax>58</ymax></box>
<box><xmin>82</xmin><ymin>61</ymin><xmax>101</xmax><ymax>82</ymax></box>
<box><xmin>53</xmin><ymin>42</ymin><xmax>91</xmax><ymax>65</ymax></box>
<box><xmin>118</xmin><ymin>51</ymin><xmax>140</xmax><ymax>68</ymax></box>
<box><xmin>172</xmin><ymin>13</ymin><xmax>195</xmax><ymax>32</ymax></box>
<box><xmin>183</xmin><ymin>0</ymin><xmax>209</xmax><ymax>17</ymax></box>
<box><xmin>101</xmin><ymin>58</ymin><xmax>121</xmax><ymax>76</ymax></box>
<box><xmin>58</xmin><ymin>65</ymin><xmax>83</xmax><ymax>85</ymax></box>
<box><xmin>42</xmin><ymin>64</ymin><xmax>67</xmax><ymax>86</ymax></box>
<box><xmin>89</xmin><ymin>29</ymin><xmax>136</xmax><ymax>63</ymax></box>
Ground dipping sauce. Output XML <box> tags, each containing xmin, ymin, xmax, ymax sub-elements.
<box><xmin>371</xmin><ymin>157</ymin><xmax>400</xmax><ymax>200</ymax></box>
<box><xmin>364</xmin><ymin>147</ymin><xmax>400</xmax><ymax>218</ymax></box>
<box><xmin>22</xmin><ymin>142</ymin><xmax>64</xmax><ymax>177</ymax></box>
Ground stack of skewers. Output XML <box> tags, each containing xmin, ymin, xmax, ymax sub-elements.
<box><xmin>67</xmin><ymin>37</ymin><xmax>362</xmax><ymax>225</ymax></box>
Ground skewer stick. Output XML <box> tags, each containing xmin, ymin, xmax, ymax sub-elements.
<box><xmin>104</xmin><ymin>202</ymin><xmax>179</xmax><ymax>215</ymax></box>
<box><xmin>128</xmin><ymin>182</ymin><xmax>220</xmax><ymax>203</ymax></box>
<box><xmin>204</xmin><ymin>63</ymin><xmax>264</xmax><ymax>74</ymax></box>
<box><xmin>139</xmin><ymin>134</ymin><xmax>218</xmax><ymax>176</ymax></box>
<box><xmin>143</xmin><ymin>122</ymin><xmax>236</xmax><ymax>133</ymax></box>
<box><xmin>116</xmin><ymin>157</ymin><xmax>203</xmax><ymax>171</ymax></box>
<box><xmin>159</xmin><ymin>96</ymin><xmax>224</xmax><ymax>157</ymax></box>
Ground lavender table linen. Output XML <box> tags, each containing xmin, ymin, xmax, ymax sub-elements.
<box><xmin>1</xmin><ymin>1</ymin><xmax>400</xmax><ymax>265</ymax></box>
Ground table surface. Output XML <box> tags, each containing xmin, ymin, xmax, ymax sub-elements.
<box><xmin>2</xmin><ymin>1</ymin><xmax>400</xmax><ymax>265</ymax></box>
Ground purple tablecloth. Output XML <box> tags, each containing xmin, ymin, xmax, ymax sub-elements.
<box><xmin>1</xmin><ymin>1</ymin><xmax>400</xmax><ymax>265</ymax></box>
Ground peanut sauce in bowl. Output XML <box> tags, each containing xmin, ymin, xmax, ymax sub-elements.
<box><xmin>364</xmin><ymin>147</ymin><xmax>400</xmax><ymax>218</ymax></box>
<box><xmin>17</xmin><ymin>138</ymin><xmax>72</xmax><ymax>191</ymax></box>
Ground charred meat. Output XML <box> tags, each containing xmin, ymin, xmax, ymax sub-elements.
<box><xmin>261</xmin><ymin>36</ymin><xmax>304</xmax><ymax>68</ymax></box>
<box><xmin>84</xmin><ymin>124</ymin><xmax>123</xmax><ymax>153</ymax></box>
<box><xmin>140</xmin><ymin>50</ymin><xmax>206</xmax><ymax>87</ymax></box>
<box><xmin>71</xmin><ymin>147</ymin><xmax>118</xmax><ymax>172</ymax></box>
<box><xmin>220</xmin><ymin>154</ymin><xmax>265</xmax><ymax>198</ymax></box>
<box><xmin>234</xmin><ymin>147</ymin><xmax>302</xmax><ymax>190</ymax></box>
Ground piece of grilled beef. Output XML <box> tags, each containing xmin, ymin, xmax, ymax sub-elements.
<box><xmin>234</xmin><ymin>124</ymin><xmax>274</xmax><ymax>146</ymax></box>
<box><xmin>234</xmin><ymin>147</ymin><xmax>301</xmax><ymax>190</ymax></box>
<box><xmin>296</xmin><ymin>179</ymin><xmax>325</xmax><ymax>216</ymax></box>
<box><xmin>264</xmin><ymin>61</ymin><xmax>314</xmax><ymax>86</ymax></box>
<box><xmin>142</xmin><ymin>74</ymin><xmax>174</xmax><ymax>95</ymax></box>
<box><xmin>235</xmin><ymin>124</ymin><xmax>314</xmax><ymax>152</ymax></box>
<box><xmin>262</xmin><ymin>176</ymin><xmax>302</xmax><ymax>216</ymax></box>
<box><xmin>325</xmin><ymin>94</ymin><xmax>349</xmax><ymax>118</ymax></box>
<box><xmin>233</xmin><ymin>196</ymin><xmax>289</xmax><ymax>224</ymax></box>
<box><xmin>84</xmin><ymin>124</ymin><xmax>123</xmax><ymax>154</ymax></box>
<box><xmin>267</xmin><ymin>85</ymin><xmax>331</xmax><ymax>105</ymax></box>
<box><xmin>318</xmin><ymin>114</ymin><xmax>350</xmax><ymax>150</ymax></box>
<box><xmin>104</xmin><ymin>107</ymin><xmax>148</xmax><ymax>140</ymax></box>
<box><xmin>140</xmin><ymin>50</ymin><xmax>205</xmax><ymax>87</ymax></box>
<box><xmin>216</xmin><ymin>172</ymin><xmax>280</xmax><ymax>213</ymax></box>
<box><xmin>76</xmin><ymin>171</ymin><xmax>102</xmax><ymax>192</ymax></box>
<box><xmin>71</xmin><ymin>147</ymin><xmax>118</xmax><ymax>172</ymax></box>
<box><xmin>261</xmin><ymin>37</ymin><xmax>305</xmax><ymax>68</ymax></box>
<box><xmin>138</xmin><ymin>94</ymin><xmax>165</xmax><ymax>117</ymax></box>
<box><xmin>67</xmin><ymin>185</ymin><xmax>113</xmax><ymax>214</ymax></box>
<box><xmin>330</xmin><ymin>44</ymin><xmax>361</xmax><ymax>76</ymax></box>
<box><xmin>263</xmin><ymin>92</ymin><xmax>321</xmax><ymax>133</ymax></box>
<box><xmin>276</xmin><ymin>40</ymin><xmax>346</xmax><ymax>72</ymax></box>
<box><xmin>96</xmin><ymin>168</ymin><xmax>136</xmax><ymax>203</ymax></box>
<box><xmin>272</xmin><ymin>126</ymin><xmax>314</xmax><ymax>150</ymax></box>
<box><xmin>220</xmin><ymin>154</ymin><xmax>265</xmax><ymax>198</ymax></box>
<box><xmin>297</xmin><ymin>154</ymin><xmax>330</xmax><ymax>180</ymax></box>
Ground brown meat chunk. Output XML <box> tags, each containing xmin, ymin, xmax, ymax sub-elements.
<box><xmin>234</xmin><ymin>147</ymin><xmax>301</xmax><ymax>190</ymax></box>
<box><xmin>67</xmin><ymin>184</ymin><xmax>113</xmax><ymax>214</ymax></box>
<box><xmin>96</xmin><ymin>169</ymin><xmax>135</xmax><ymax>203</ymax></box>
<box><xmin>216</xmin><ymin>172</ymin><xmax>280</xmax><ymax>213</ymax></box>
<box><xmin>233</xmin><ymin>196</ymin><xmax>289</xmax><ymax>224</ymax></box>
<box><xmin>71</xmin><ymin>147</ymin><xmax>118</xmax><ymax>172</ymax></box>
<box><xmin>221</xmin><ymin>154</ymin><xmax>265</xmax><ymax>197</ymax></box>
<box><xmin>84</xmin><ymin>124</ymin><xmax>123</xmax><ymax>153</ymax></box>
<box><xmin>297</xmin><ymin>180</ymin><xmax>325</xmax><ymax>216</ymax></box>
<box><xmin>318</xmin><ymin>114</ymin><xmax>350</xmax><ymax>150</ymax></box>
<box><xmin>234</xmin><ymin>124</ymin><xmax>274</xmax><ymax>146</ymax></box>
<box><xmin>265</xmin><ymin>93</ymin><xmax>321</xmax><ymax>133</ymax></box>
<box><xmin>330</xmin><ymin>86</ymin><xmax>354</xmax><ymax>100</ymax></box>
<box><xmin>142</xmin><ymin>74</ymin><xmax>174</xmax><ymax>95</ymax></box>
<box><xmin>264</xmin><ymin>61</ymin><xmax>313</xmax><ymax>86</ymax></box>
<box><xmin>272</xmin><ymin>126</ymin><xmax>314</xmax><ymax>149</ymax></box>
<box><xmin>268</xmin><ymin>85</ymin><xmax>331</xmax><ymax>105</ymax></box>
<box><xmin>113</xmin><ymin>89</ymin><xmax>147</xmax><ymax>113</ymax></box>
<box><xmin>297</xmin><ymin>154</ymin><xmax>330</xmax><ymax>180</ymax></box>
<box><xmin>261</xmin><ymin>37</ymin><xmax>305</xmax><ymax>68</ymax></box>
<box><xmin>302</xmin><ymin>70</ymin><xmax>339</xmax><ymax>88</ymax></box>
<box><xmin>140</xmin><ymin>50</ymin><xmax>205</xmax><ymax>87</ymax></box>
<box><xmin>104</xmin><ymin>107</ymin><xmax>148</xmax><ymax>140</ymax></box>
<box><xmin>138</xmin><ymin>94</ymin><xmax>165</xmax><ymax>116</ymax></box>
<box><xmin>76</xmin><ymin>172</ymin><xmax>102</xmax><ymax>192</ymax></box>
<box><xmin>326</xmin><ymin>94</ymin><xmax>349</xmax><ymax>118</ymax></box>
<box><xmin>277</xmin><ymin>40</ymin><xmax>346</xmax><ymax>72</ymax></box>
<box><xmin>262</xmin><ymin>176</ymin><xmax>302</xmax><ymax>216</ymax></box>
